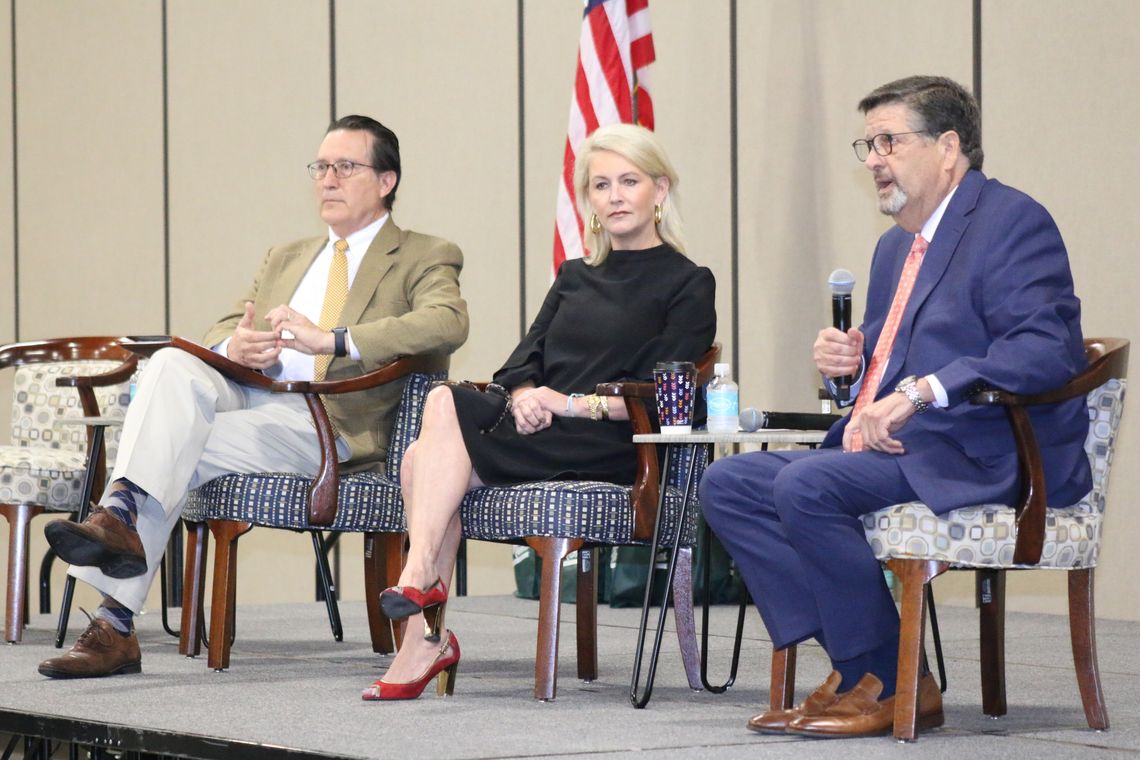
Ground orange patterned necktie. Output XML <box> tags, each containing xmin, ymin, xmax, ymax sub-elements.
<box><xmin>313</xmin><ymin>239</ymin><xmax>349</xmax><ymax>381</ymax></box>
<box><xmin>849</xmin><ymin>234</ymin><xmax>928</xmax><ymax>452</ymax></box>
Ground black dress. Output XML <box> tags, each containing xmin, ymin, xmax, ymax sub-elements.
<box><xmin>452</xmin><ymin>243</ymin><xmax>716</xmax><ymax>486</ymax></box>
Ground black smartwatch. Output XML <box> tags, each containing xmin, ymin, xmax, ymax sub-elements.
<box><xmin>332</xmin><ymin>326</ymin><xmax>348</xmax><ymax>358</ymax></box>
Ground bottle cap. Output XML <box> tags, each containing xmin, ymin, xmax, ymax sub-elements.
<box><xmin>714</xmin><ymin>362</ymin><xmax>731</xmax><ymax>376</ymax></box>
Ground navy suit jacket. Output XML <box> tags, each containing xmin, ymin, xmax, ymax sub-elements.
<box><xmin>823</xmin><ymin>170</ymin><xmax>1092</xmax><ymax>512</ymax></box>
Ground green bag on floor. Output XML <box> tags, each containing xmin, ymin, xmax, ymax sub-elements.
<box><xmin>512</xmin><ymin>546</ymin><xmax>611</xmax><ymax>604</ymax></box>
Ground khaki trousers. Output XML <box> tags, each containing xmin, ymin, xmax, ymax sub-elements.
<box><xmin>69</xmin><ymin>347</ymin><xmax>349</xmax><ymax>613</ymax></box>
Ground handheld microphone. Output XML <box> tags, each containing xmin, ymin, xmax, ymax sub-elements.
<box><xmin>738</xmin><ymin>408</ymin><xmax>841</xmax><ymax>432</ymax></box>
<box><xmin>828</xmin><ymin>269</ymin><xmax>856</xmax><ymax>401</ymax></box>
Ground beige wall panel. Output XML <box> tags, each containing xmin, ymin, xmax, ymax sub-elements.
<box><xmin>953</xmin><ymin>0</ymin><xmax>1138</xmax><ymax>621</ymax></box>
<box><xmin>16</xmin><ymin>1</ymin><xmax>164</xmax><ymax>339</ymax></box>
<box><xmin>522</xmin><ymin>0</ymin><xmax>580</xmax><ymax>323</ymax></box>
<box><xmin>338</xmin><ymin>0</ymin><xmax>520</xmax><ymax>595</ymax></box>
<box><xmin>652</xmin><ymin>2</ymin><xmax>733</xmax><ymax>366</ymax></box>
<box><xmin>336</xmin><ymin>0</ymin><xmax>519</xmax><ymax>385</ymax></box>
<box><xmin>165</xmin><ymin>1</ymin><xmax>333</xmax><ymax>609</ymax></box>
<box><xmin>0</xmin><ymin>1</ymin><xmax>13</xmax><ymax>343</ymax></box>
<box><xmin>167</xmin><ymin>0</ymin><xmax>330</xmax><ymax>339</ymax></box>
<box><xmin>736</xmin><ymin>1</ymin><xmax>971</xmax><ymax>414</ymax></box>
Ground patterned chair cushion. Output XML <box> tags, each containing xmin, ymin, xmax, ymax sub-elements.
<box><xmin>460</xmin><ymin>444</ymin><xmax>706</xmax><ymax>548</ymax></box>
<box><xmin>1</xmin><ymin>360</ymin><xmax>137</xmax><ymax>511</ymax></box>
<box><xmin>0</xmin><ymin>448</ymin><xmax>88</xmax><ymax>509</ymax></box>
<box><xmin>183</xmin><ymin>372</ymin><xmax>444</xmax><ymax>532</ymax></box>
<box><xmin>864</xmin><ymin>377</ymin><xmax>1126</xmax><ymax>570</ymax></box>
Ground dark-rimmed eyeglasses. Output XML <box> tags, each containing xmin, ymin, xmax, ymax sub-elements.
<box><xmin>307</xmin><ymin>159</ymin><xmax>378</xmax><ymax>180</ymax></box>
<box><xmin>851</xmin><ymin>131</ymin><xmax>929</xmax><ymax>162</ymax></box>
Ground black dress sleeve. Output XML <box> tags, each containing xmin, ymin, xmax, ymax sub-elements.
<box><xmin>621</xmin><ymin>266</ymin><xmax>717</xmax><ymax>379</ymax></box>
<box><xmin>491</xmin><ymin>266</ymin><xmax>567</xmax><ymax>389</ymax></box>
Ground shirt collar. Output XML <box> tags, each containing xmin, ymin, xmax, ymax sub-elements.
<box><xmin>920</xmin><ymin>184</ymin><xmax>958</xmax><ymax>243</ymax></box>
<box><xmin>329</xmin><ymin>212</ymin><xmax>389</xmax><ymax>257</ymax></box>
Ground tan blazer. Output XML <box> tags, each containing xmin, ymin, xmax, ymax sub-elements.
<box><xmin>201</xmin><ymin>218</ymin><xmax>469</xmax><ymax>470</ymax></box>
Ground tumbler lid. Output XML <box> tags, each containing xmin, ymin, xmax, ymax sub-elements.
<box><xmin>654</xmin><ymin>360</ymin><xmax>696</xmax><ymax>372</ymax></box>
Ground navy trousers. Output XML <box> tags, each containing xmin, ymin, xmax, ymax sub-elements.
<box><xmin>699</xmin><ymin>447</ymin><xmax>922</xmax><ymax>662</ymax></box>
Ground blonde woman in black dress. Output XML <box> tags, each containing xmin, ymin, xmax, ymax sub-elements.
<box><xmin>362</xmin><ymin>123</ymin><xmax>716</xmax><ymax>700</ymax></box>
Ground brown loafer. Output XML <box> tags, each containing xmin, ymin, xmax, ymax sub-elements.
<box><xmin>38</xmin><ymin>612</ymin><xmax>142</xmax><ymax>679</ymax></box>
<box><xmin>748</xmin><ymin>670</ymin><xmax>843</xmax><ymax>733</ymax></box>
<box><xmin>45</xmin><ymin>505</ymin><xmax>146</xmax><ymax>578</ymax></box>
<box><xmin>787</xmin><ymin>672</ymin><xmax>944</xmax><ymax>738</ymax></box>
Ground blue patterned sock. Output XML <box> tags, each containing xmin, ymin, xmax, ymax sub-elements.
<box><xmin>100</xmin><ymin>479</ymin><xmax>148</xmax><ymax>533</ymax></box>
<box><xmin>95</xmin><ymin>597</ymin><xmax>134</xmax><ymax>636</ymax></box>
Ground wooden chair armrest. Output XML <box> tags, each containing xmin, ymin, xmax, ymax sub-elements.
<box><xmin>595</xmin><ymin>381</ymin><xmax>656</xmax><ymax>399</ymax></box>
<box><xmin>0</xmin><ymin>336</ymin><xmax>133</xmax><ymax>370</ymax></box>
<box><xmin>967</xmin><ymin>337</ymin><xmax>1131</xmax><ymax>564</ymax></box>
<box><xmin>126</xmin><ymin>335</ymin><xmax>437</xmax><ymax>527</ymax></box>
<box><xmin>596</xmin><ymin>382</ymin><xmax>660</xmax><ymax>540</ymax></box>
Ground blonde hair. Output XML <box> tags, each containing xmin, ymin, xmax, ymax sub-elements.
<box><xmin>573</xmin><ymin>123</ymin><xmax>686</xmax><ymax>266</ymax></box>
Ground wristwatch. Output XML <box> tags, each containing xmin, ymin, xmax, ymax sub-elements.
<box><xmin>894</xmin><ymin>375</ymin><xmax>929</xmax><ymax>414</ymax></box>
<box><xmin>332</xmin><ymin>326</ymin><xmax>348</xmax><ymax>358</ymax></box>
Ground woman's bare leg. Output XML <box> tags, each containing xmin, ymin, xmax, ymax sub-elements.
<box><xmin>379</xmin><ymin>386</ymin><xmax>481</xmax><ymax>684</ymax></box>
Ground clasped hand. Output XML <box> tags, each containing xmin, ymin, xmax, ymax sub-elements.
<box><xmin>226</xmin><ymin>301</ymin><xmax>329</xmax><ymax>370</ymax></box>
<box><xmin>814</xmin><ymin>325</ymin><xmax>916</xmax><ymax>454</ymax></box>
<box><xmin>511</xmin><ymin>386</ymin><xmax>563</xmax><ymax>435</ymax></box>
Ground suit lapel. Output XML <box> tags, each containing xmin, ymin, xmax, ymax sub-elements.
<box><xmin>264</xmin><ymin>239</ymin><xmax>326</xmax><ymax>319</ymax></box>
<box><xmin>339</xmin><ymin>218</ymin><xmax>401</xmax><ymax>327</ymax></box>
<box><xmin>881</xmin><ymin>170</ymin><xmax>985</xmax><ymax>391</ymax></box>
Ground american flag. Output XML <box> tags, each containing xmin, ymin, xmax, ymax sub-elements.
<box><xmin>553</xmin><ymin>0</ymin><xmax>656</xmax><ymax>273</ymax></box>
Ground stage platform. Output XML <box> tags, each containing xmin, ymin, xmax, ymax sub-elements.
<box><xmin>1</xmin><ymin>595</ymin><xmax>1137</xmax><ymax>759</ymax></box>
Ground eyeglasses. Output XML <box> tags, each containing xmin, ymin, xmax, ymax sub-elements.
<box><xmin>307</xmin><ymin>159</ymin><xmax>378</xmax><ymax>180</ymax></box>
<box><xmin>851</xmin><ymin>131</ymin><xmax>929</xmax><ymax>162</ymax></box>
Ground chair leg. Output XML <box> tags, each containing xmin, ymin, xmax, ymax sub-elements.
<box><xmin>976</xmin><ymin>568</ymin><xmax>1008</xmax><ymax>717</ymax></box>
<box><xmin>3</xmin><ymin>504</ymin><xmax>44</xmax><ymax>643</ymax></box>
<box><xmin>576</xmin><ymin>548</ymin><xmax>599</xmax><ymax>682</ymax></box>
<box><xmin>179</xmin><ymin>521</ymin><xmax>208</xmax><ymax>657</ymax></box>
<box><xmin>310</xmin><ymin>531</ymin><xmax>343</xmax><ymax>642</ymax></box>
<box><xmin>363</xmin><ymin>531</ymin><xmax>403</xmax><ymax>655</ymax></box>
<box><xmin>1068</xmin><ymin>568</ymin><xmax>1108</xmax><ymax>729</ymax></box>
<box><xmin>526</xmin><ymin>535</ymin><xmax>583</xmax><ymax>701</ymax></box>
<box><xmin>769</xmin><ymin>645</ymin><xmax>797</xmax><ymax>710</ymax></box>
<box><xmin>671</xmin><ymin>546</ymin><xmax>702</xmax><ymax>691</ymax></box>
<box><xmin>888</xmin><ymin>558</ymin><xmax>949</xmax><ymax>742</ymax></box>
<box><xmin>205</xmin><ymin>520</ymin><xmax>252</xmax><ymax>670</ymax></box>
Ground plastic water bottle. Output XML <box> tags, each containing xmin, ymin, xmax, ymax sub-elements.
<box><xmin>706</xmin><ymin>362</ymin><xmax>739</xmax><ymax>433</ymax></box>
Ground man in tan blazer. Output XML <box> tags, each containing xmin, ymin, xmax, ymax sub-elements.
<box><xmin>40</xmin><ymin>115</ymin><xmax>468</xmax><ymax>679</ymax></box>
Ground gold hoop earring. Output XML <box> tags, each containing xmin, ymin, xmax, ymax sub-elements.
<box><xmin>589</xmin><ymin>213</ymin><xmax>602</xmax><ymax>234</ymax></box>
<box><xmin>654</xmin><ymin>205</ymin><xmax>663</xmax><ymax>225</ymax></box>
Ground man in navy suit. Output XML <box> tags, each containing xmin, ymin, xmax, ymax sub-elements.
<box><xmin>700</xmin><ymin>75</ymin><xmax>1089</xmax><ymax>738</ymax></box>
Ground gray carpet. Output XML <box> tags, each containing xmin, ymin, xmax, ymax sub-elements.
<box><xmin>1</xmin><ymin>595</ymin><xmax>1137</xmax><ymax>759</ymax></box>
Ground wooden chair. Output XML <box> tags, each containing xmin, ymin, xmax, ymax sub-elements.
<box><xmin>0</xmin><ymin>337</ymin><xmax>137</xmax><ymax>643</ymax></box>
<box><xmin>124</xmin><ymin>337</ymin><xmax>440</xmax><ymax>670</ymax></box>
<box><xmin>457</xmin><ymin>345</ymin><xmax>719</xmax><ymax>700</ymax></box>
<box><xmin>770</xmin><ymin>337</ymin><xmax>1129</xmax><ymax>741</ymax></box>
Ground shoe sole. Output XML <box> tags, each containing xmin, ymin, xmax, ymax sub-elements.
<box><xmin>37</xmin><ymin>660</ymin><xmax>142</xmax><ymax>679</ymax></box>
<box><xmin>44</xmin><ymin>522</ymin><xmax>147</xmax><ymax>579</ymax></box>
<box><xmin>788</xmin><ymin>710</ymin><xmax>945</xmax><ymax>739</ymax></box>
<box><xmin>379</xmin><ymin>592</ymin><xmax>440</xmax><ymax>620</ymax></box>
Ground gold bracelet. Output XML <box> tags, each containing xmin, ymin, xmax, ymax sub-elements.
<box><xmin>585</xmin><ymin>394</ymin><xmax>603</xmax><ymax>421</ymax></box>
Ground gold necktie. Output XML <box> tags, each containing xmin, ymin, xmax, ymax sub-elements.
<box><xmin>313</xmin><ymin>239</ymin><xmax>349</xmax><ymax>380</ymax></box>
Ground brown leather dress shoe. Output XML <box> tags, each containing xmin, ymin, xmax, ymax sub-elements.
<box><xmin>38</xmin><ymin>613</ymin><xmax>141</xmax><ymax>679</ymax></box>
<box><xmin>44</xmin><ymin>505</ymin><xmax>146</xmax><ymax>578</ymax></box>
<box><xmin>748</xmin><ymin>670</ymin><xmax>843</xmax><ymax>733</ymax></box>
<box><xmin>787</xmin><ymin>672</ymin><xmax>944</xmax><ymax>738</ymax></box>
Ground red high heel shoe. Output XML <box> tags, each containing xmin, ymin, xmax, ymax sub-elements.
<box><xmin>379</xmin><ymin>577</ymin><xmax>448</xmax><ymax>620</ymax></box>
<box><xmin>361</xmin><ymin>630</ymin><xmax>460</xmax><ymax>701</ymax></box>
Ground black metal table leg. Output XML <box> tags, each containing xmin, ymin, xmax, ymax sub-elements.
<box><xmin>312</xmin><ymin>531</ymin><xmax>343</xmax><ymax>642</ymax></box>
<box><xmin>54</xmin><ymin>424</ymin><xmax>106</xmax><ymax>648</ymax></box>
<box><xmin>927</xmin><ymin>584</ymin><xmax>947</xmax><ymax>692</ymax></box>
<box><xmin>700</xmin><ymin>518</ymin><xmax>747</xmax><ymax>692</ymax></box>
<box><xmin>629</xmin><ymin>443</ymin><xmax>700</xmax><ymax>708</ymax></box>
<box><xmin>38</xmin><ymin>546</ymin><xmax>58</xmax><ymax>614</ymax></box>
